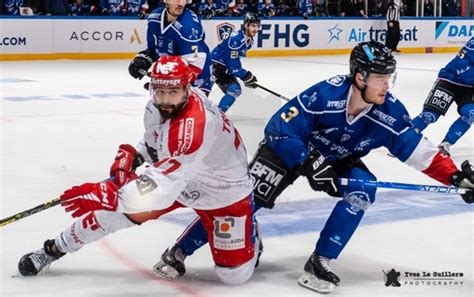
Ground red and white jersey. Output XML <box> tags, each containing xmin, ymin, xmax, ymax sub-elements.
<box><xmin>117</xmin><ymin>89</ymin><xmax>253</xmax><ymax>213</ymax></box>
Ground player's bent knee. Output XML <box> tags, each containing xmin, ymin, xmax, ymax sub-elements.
<box><xmin>226</xmin><ymin>83</ymin><xmax>242</xmax><ymax>98</ymax></box>
<box><xmin>459</xmin><ymin>104</ymin><xmax>474</xmax><ymax>125</ymax></box>
<box><xmin>214</xmin><ymin>259</ymin><xmax>255</xmax><ymax>285</ymax></box>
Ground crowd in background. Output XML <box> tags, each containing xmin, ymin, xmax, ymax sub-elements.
<box><xmin>0</xmin><ymin>0</ymin><xmax>464</xmax><ymax>17</ymax></box>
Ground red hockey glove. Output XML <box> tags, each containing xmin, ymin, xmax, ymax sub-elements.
<box><xmin>109</xmin><ymin>144</ymin><xmax>144</xmax><ymax>187</ymax></box>
<box><xmin>60</xmin><ymin>180</ymin><xmax>119</xmax><ymax>218</ymax></box>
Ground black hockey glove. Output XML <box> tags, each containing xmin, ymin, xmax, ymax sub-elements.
<box><xmin>128</xmin><ymin>51</ymin><xmax>153</xmax><ymax>80</ymax></box>
<box><xmin>242</xmin><ymin>71</ymin><xmax>258</xmax><ymax>88</ymax></box>
<box><xmin>450</xmin><ymin>160</ymin><xmax>474</xmax><ymax>203</ymax></box>
<box><xmin>299</xmin><ymin>152</ymin><xmax>339</xmax><ymax>196</ymax></box>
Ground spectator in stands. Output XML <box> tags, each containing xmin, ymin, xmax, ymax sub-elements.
<box><xmin>258</xmin><ymin>0</ymin><xmax>276</xmax><ymax>18</ymax></box>
<box><xmin>4</xmin><ymin>0</ymin><xmax>23</xmax><ymax>15</ymax></box>
<box><xmin>199</xmin><ymin>0</ymin><xmax>217</xmax><ymax>19</ymax></box>
<box><xmin>100</xmin><ymin>0</ymin><xmax>126</xmax><ymax>16</ymax></box>
<box><xmin>275</xmin><ymin>0</ymin><xmax>291</xmax><ymax>16</ymax></box>
<box><xmin>370</xmin><ymin>0</ymin><xmax>385</xmax><ymax>16</ymax></box>
<box><xmin>313</xmin><ymin>0</ymin><xmax>327</xmax><ymax>16</ymax></box>
<box><xmin>44</xmin><ymin>0</ymin><xmax>69</xmax><ymax>15</ymax></box>
<box><xmin>69</xmin><ymin>0</ymin><xmax>91</xmax><ymax>15</ymax></box>
<box><xmin>297</xmin><ymin>0</ymin><xmax>312</xmax><ymax>18</ymax></box>
<box><xmin>424</xmin><ymin>0</ymin><xmax>434</xmax><ymax>16</ymax></box>
<box><xmin>124</xmin><ymin>0</ymin><xmax>146</xmax><ymax>16</ymax></box>
<box><xmin>443</xmin><ymin>0</ymin><xmax>460</xmax><ymax>16</ymax></box>
<box><xmin>340</xmin><ymin>0</ymin><xmax>366</xmax><ymax>17</ymax></box>
<box><xmin>233</xmin><ymin>0</ymin><xmax>248</xmax><ymax>16</ymax></box>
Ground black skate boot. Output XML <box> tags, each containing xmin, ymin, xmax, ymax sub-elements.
<box><xmin>152</xmin><ymin>244</ymin><xmax>186</xmax><ymax>280</ymax></box>
<box><xmin>297</xmin><ymin>252</ymin><xmax>340</xmax><ymax>293</ymax></box>
<box><xmin>18</xmin><ymin>239</ymin><xmax>65</xmax><ymax>276</ymax></box>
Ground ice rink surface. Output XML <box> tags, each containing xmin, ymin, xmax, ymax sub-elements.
<box><xmin>1</xmin><ymin>53</ymin><xmax>473</xmax><ymax>296</ymax></box>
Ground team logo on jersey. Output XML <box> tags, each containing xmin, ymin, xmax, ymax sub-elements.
<box><xmin>216</xmin><ymin>22</ymin><xmax>235</xmax><ymax>42</ymax></box>
<box><xmin>326</xmin><ymin>75</ymin><xmax>346</xmax><ymax>86</ymax></box>
<box><xmin>135</xmin><ymin>174</ymin><xmax>158</xmax><ymax>196</ymax></box>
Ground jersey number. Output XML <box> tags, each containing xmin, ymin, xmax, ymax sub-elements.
<box><xmin>153</xmin><ymin>158</ymin><xmax>181</xmax><ymax>175</ymax></box>
<box><xmin>281</xmin><ymin>106</ymin><xmax>299</xmax><ymax>123</ymax></box>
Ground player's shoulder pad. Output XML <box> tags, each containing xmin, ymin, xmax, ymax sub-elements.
<box><xmin>228</xmin><ymin>30</ymin><xmax>246</xmax><ymax>49</ymax></box>
<box><xmin>167</xmin><ymin>94</ymin><xmax>206</xmax><ymax>157</ymax></box>
<box><xmin>174</xmin><ymin>9</ymin><xmax>204</xmax><ymax>41</ymax></box>
<box><xmin>368</xmin><ymin>92</ymin><xmax>412</xmax><ymax>132</ymax></box>
<box><xmin>297</xmin><ymin>75</ymin><xmax>351</xmax><ymax>112</ymax></box>
<box><xmin>147</xmin><ymin>7</ymin><xmax>164</xmax><ymax>21</ymax></box>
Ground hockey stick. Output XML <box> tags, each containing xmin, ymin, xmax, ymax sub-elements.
<box><xmin>340</xmin><ymin>178</ymin><xmax>466</xmax><ymax>194</ymax></box>
<box><xmin>0</xmin><ymin>198</ymin><xmax>60</xmax><ymax>228</ymax></box>
<box><xmin>256</xmin><ymin>84</ymin><xmax>290</xmax><ymax>102</ymax></box>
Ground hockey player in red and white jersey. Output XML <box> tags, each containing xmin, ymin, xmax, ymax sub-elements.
<box><xmin>18</xmin><ymin>55</ymin><xmax>259</xmax><ymax>285</ymax></box>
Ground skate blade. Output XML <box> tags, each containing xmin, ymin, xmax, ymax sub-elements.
<box><xmin>297</xmin><ymin>272</ymin><xmax>335</xmax><ymax>294</ymax></box>
<box><xmin>152</xmin><ymin>261</ymin><xmax>180</xmax><ymax>280</ymax></box>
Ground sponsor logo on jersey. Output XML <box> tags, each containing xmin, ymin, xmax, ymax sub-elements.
<box><xmin>425</xmin><ymin>88</ymin><xmax>454</xmax><ymax>111</ymax></box>
<box><xmin>250</xmin><ymin>158</ymin><xmax>286</xmax><ymax>202</ymax></box>
<box><xmin>181</xmin><ymin>190</ymin><xmax>200</xmax><ymax>201</ymax></box>
<box><xmin>327</xmin><ymin>100</ymin><xmax>346</xmax><ymax>108</ymax></box>
<box><xmin>213</xmin><ymin>216</ymin><xmax>246</xmax><ymax>250</ymax></box>
<box><xmin>372</xmin><ymin>109</ymin><xmax>397</xmax><ymax>126</ymax></box>
<box><xmin>216</xmin><ymin>22</ymin><xmax>235</xmax><ymax>42</ymax></box>
<box><xmin>175</xmin><ymin>118</ymin><xmax>195</xmax><ymax>155</ymax></box>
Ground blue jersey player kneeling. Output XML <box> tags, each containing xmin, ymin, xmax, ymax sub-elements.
<box><xmin>210</xmin><ymin>12</ymin><xmax>260</xmax><ymax>112</ymax></box>
<box><xmin>152</xmin><ymin>41</ymin><xmax>474</xmax><ymax>293</ymax></box>
<box><xmin>128</xmin><ymin>0</ymin><xmax>213</xmax><ymax>94</ymax></box>
<box><xmin>412</xmin><ymin>37</ymin><xmax>473</xmax><ymax>155</ymax></box>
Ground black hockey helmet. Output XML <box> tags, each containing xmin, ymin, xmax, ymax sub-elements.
<box><xmin>350</xmin><ymin>41</ymin><xmax>396</xmax><ymax>77</ymax></box>
<box><xmin>243</xmin><ymin>12</ymin><xmax>261</xmax><ymax>26</ymax></box>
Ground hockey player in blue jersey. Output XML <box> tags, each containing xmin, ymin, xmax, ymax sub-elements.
<box><xmin>128</xmin><ymin>0</ymin><xmax>213</xmax><ymax>93</ymax></box>
<box><xmin>151</xmin><ymin>41</ymin><xmax>474</xmax><ymax>292</ymax></box>
<box><xmin>210</xmin><ymin>12</ymin><xmax>260</xmax><ymax>112</ymax></box>
<box><xmin>412</xmin><ymin>37</ymin><xmax>473</xmax><ymax>155</ymax></box>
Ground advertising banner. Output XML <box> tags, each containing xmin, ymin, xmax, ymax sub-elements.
<box><xmin>0</xmin><ymin>17</ymin><xmax>472</xmax><ymax>60</ymax></box>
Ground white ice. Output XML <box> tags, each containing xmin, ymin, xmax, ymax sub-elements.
<box><xmin>1</xmin><ymin>53</ymin><xmax>473</xmax><ymax>297</ymax></box>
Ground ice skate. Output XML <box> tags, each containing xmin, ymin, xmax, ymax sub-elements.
<box><xmin>297</xmin><ymin>252</ymin><xmax>340</xmax><ymax>294</ymax></box>
<box><xmin>18</xmin><ymin>240</ymin><xmax>65</xmax><ymax>276</ymax></box>
<box><xmin>152</xmin><ymin>244</ymin><xmax>186</xmax><ymax>280</ymax></box>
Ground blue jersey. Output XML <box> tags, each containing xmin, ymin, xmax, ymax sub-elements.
<box><xmin>265</xmin><ymin>75</ymin><xmax>427</xmax><ymax>169</ymax></box>
<box><xmin>4</xmin><ymin>0</ymin><xmax>23</xmax><ymax>15</ymax></box>
<box><xmin>69</xmin><ymin>3</ymin><xmax>91</xmax><ymax>16</ymax></box>
<box><xmin>100</xmin><ymin>0</ymin><xmax>123</xmax><ymax>16</ymax></box>
<box><xmin>211</xmin><ymin>29</ymin><xmax>253</xmax><ymax>79</ymax></box>
<box><xmin>125</xmin><ymin>0</ymin><xmax>145</xmax><ymax>16</ymax></box>
<box><xmin>298</xmin><ymin>0</ymin><xmax>312</xmax><ymax>15</ymax></box>
<box><xmin>438</xmin><ymin>37</ymin><xmax>474</xmax><ymax>87</ymax></box>
<box><xmin>146</xmin><ymin>7</ymin><xmax>212</xmax><ymax>89</ymax></box>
